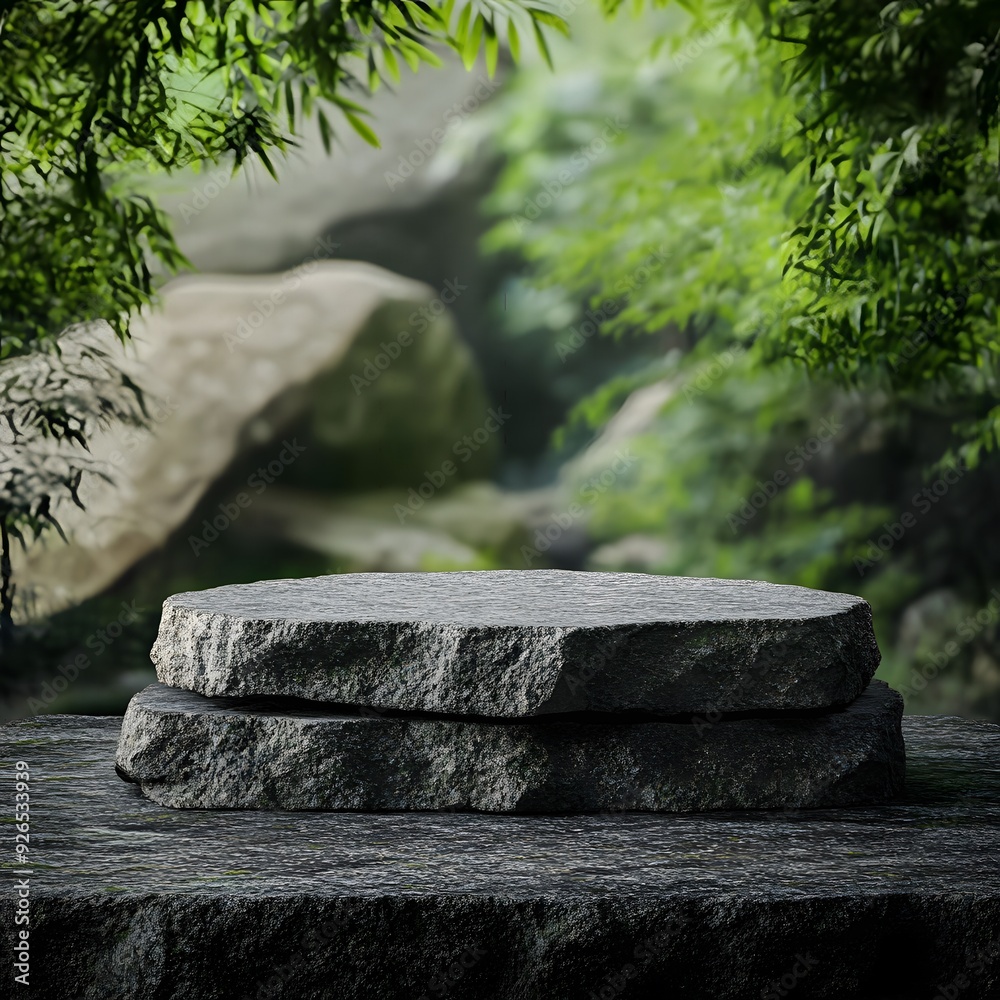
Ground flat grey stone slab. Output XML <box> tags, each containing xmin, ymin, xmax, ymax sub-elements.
<box><xmin>2</xmin><ymin>713</ymin><xmax>998</xmax><ymax>999</ymax></box>
<box><xmin>116</xmin><ymin>681</ymin><xmax>905</xmax><ymax>812</ymax></box>
<box><xmin>152</xmin><ymin>570</ymin><xmax>881</xmax><ymax>716</ymax></box>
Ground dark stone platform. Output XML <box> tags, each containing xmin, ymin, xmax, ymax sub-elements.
<box><xmin>2</xmin><ymin>714</ymin><xmax>999</xmax><ymax>999</ymax></box>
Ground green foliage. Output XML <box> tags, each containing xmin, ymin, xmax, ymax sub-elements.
<box><xmin>471</xmin><ymin>1</ymin><xmax>1000</xmax><ymax>718</ymax></box>
<box><xmin>0</xmin><ymin>0</ymin><xmax>565</xmax><ymax>642</ymax></box>
<box><xmin>760</xmin><ymin>2</ymin><xmax>1000</xmax><ymax>405</ymax></box>
<box><xmin>0</xmin><ymin>0</ymin><xmax>562</xmax><ymax>360</ymax></box>
<box><xmin>483</xmin><ymin>0</ymin><xmax>1000</xmax><ymax>459</ymax></box>
<box><xmin>5</xmin><ymin>0</ymin><xmax>1000</xmax><ymax>718</ymax></box>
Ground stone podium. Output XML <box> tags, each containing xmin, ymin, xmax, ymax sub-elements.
<box><xmin>3</xmin><ymin>571</ymin><xmax>997</xmax><ymax>998</ymax></box>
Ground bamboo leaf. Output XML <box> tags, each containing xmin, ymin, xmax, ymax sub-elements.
<box><xmin>345</xmin><ymin>111</ymin><xmax>380</xmax><ymax>147</ymax></box>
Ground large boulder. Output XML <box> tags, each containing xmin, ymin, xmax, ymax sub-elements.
<box><xmin>233</xmin><ymin>481</ymin><xmax>557</xmax><ymax>572</ymax></box>
<box><xmin>12</xmin><ymin>261</ymin><xmax>493</xmax><ymax>617</ymax></box>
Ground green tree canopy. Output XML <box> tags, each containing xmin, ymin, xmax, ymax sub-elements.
<box><xmin>468</xmin><ymin>0</ymin><xmax>1000</xmax><ymax>716</ymax></box>
<box><xmin>485</xmin><ymin>0</ymin><xmax>1000</xmax><ymax>460</ymax></box>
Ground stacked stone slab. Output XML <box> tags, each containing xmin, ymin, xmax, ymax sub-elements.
<box><xmin>116</xmin><ymin>570</ymin><xmax>905</xmax><ymax>812</ymax></box>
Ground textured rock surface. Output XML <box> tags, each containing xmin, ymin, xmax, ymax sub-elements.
<box><xmin>116</xmin><ymin>681</ymin><xmax>905</xmax><ymax>812</ymax></box>
<box><xmin>2</xmin><ymin>713</ymin><xmax>998</xmax><ymax>999</ymax></box>
<box><xmin>152</xmin><ymin>570</ymin><xmax>881</xmax><ymax>715</ymax></box>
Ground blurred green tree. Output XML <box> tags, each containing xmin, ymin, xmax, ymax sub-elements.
<box><xmin>487</xmin><ymin>0</ymin><xmax>1000</xmax><ymax>440</ymax></box>
<box><xmin>470</xmin><ymin>0</ymin><xmax>1000</xmax><ymax>715</ymax></box>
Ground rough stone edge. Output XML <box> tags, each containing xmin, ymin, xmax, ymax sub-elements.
<box><xmin>114</xmin><ymin>681</ymin><xmax>905</xmax><ymax>813</ymax></box>
<box><xmin>150</xmin><ymin>578</ymin><xmax>881</xmax><ymax>716</ymax></box>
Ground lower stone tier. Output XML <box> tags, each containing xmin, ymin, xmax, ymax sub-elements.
<box><xmin>115</xmin><ymin>681</ymin><xmax>906</xmax><ymax>812</ymax></box>
<box><xmin>1</xmin><ymin>713</ymin><xmax>998</xmax><ymax>999</ymax></box>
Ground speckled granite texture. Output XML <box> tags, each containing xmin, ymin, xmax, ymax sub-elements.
<box><xmin>152</xmin><ymin>571</ymin><xmax>881</xmax><ymax>715</ymax></box>
<box><xmin>115</xmin><ymin>681</ymin><xmax>905</xmax><ymax>812</ymax></box>
<box><xmin>2</xmin><ymin>713</ymin><xmax>997</xmax><ymax>999</ymax></box>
